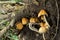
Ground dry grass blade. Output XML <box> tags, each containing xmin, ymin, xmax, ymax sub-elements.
<box><xmin>0</xmin><ymin>19</ymin><xmax>9</xmax><ymax>25</ymax></box>
<box><xmin>0</xmin><ymin>18</ymin><xmax>15</xmax><ymax>37</ymax></box>
<box><xmin>51</xmin><ymin>0</ymin><xmax>59</xmax><ymax>40</ymax></box>
<box><xmin>0</xmin><ymin>14</ymin><xmax>11</xmax><ymax>20</ymax></box>
<box><xmin>0</xmin><ymin>1</ymin><xmax>16</xmax><ymax>3</ymax></box>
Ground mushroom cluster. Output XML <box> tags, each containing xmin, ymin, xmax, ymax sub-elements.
<box><xmin>16</xmin><ymin>9</ymin><xmax>50</xmax><ymax>34</ymax></box>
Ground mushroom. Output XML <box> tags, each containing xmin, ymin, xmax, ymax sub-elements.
<box><xmin>38</xmin><ymin>9</ymin><xmax>50</xmax><ymax>40</ymax></box>
<box><xmin>15</xmin><ymin>22</ymin><xmax>23</xmax><ymax>30</ymax></box>
<box><xmin>22</xmin><ymin>18</ymin><xmax>28</xmax><ymax>25</ymax></box>
<box><xmin>30</xmin><ymin>17</ymin><xmax>39</xmax><ymax>23</ymax></box>
<box><xmin>39</xmin><ymin>22</ymin><xmax>49</xmax><ymax>33</ymax></box>
<box><xmin>38</xmin><ymin>9</ymin><xmax>48</xmax><ymax>17</ymax></box>
<box><xmin>39</xmin><ymin>26</ymin><xmax>47</xmax><ymax>33</ymax></box>
<box><xmin>38</xmin><ymin>9</ymin><xmax>50</xmax><ymax>33</ymax></box>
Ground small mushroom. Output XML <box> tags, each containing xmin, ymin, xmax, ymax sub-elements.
<box><xmin>38</xmin><ymin>9</ymin><xmax>50</xmax><ymax>33</ymax></box>
<box><xmin>30</xmin><ymin>17</ymin><xmax>38</xmax><ymax>23</ymax></box>
<box><xmin>22</xmin><ymin>18</ymin><xmax>28</xmax><ymax>25</ymax></box>
<box><xmin>15</xmin><ymin>22</ymin><xmax>23</xmax><ymax>30</ymax></box>
<box><xmin>39</xmin><ymin>27</ymin><xmax>47</xmax><ymax>33</ymax></box>
<box><xmin>38</xmin><ymin>9</ymin><xmax>48</xmax><ymax>17</ymax></box>
<box><xmin>39</xmin><ymin>22</ymin><xmax>49</xmax><ymax>29</ymax></box>
<box><xmin>39</xmin><ymin>22</ymin><xmax>49</xmax><ymax>33</ymax></box>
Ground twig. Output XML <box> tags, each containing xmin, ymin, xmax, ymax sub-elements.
<box><xmin>10</xmin><ymin>18</ymin><xmax>15</xmax><ymax>27</ymax></box>
<box><xmin>52</xmin><ymin>0</ymin><xmax>59</xmax><ymax>40</ymax></box>
<box><xmin>42</xmin><ymin>33</ymin><xmax>46</xmax><ymax>40</ymax></box>
<box><xmin>0</xmin><ymin>18</ymin><xmax>15</xmax><ymax>37</ymax></box>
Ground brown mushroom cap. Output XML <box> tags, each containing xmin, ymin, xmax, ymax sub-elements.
<box><xmin>30</xmin><ymin>17</ymin><xmax>38</xmax><ymax>23</ymax></box>
<box><xmin>39</xmin><ymin>22</ymin><xmax>49</xmax><ymax>33</ymax></box>
<box><xmin>38</xmin><ymin>9</ymin><xmax>48</xmax><ymax>17</ymax></box>
<box><xmin>22</xmin><ymin>18</ymin><xmax>28</xmax><ymax>25</ymax></box>
<box><xmin>39</xmin><ymin>22</ymin><xmax>45</xmax><ymax>27</ymax></box>
<box><xmin>39</xmin><ymin>27</ymin><xmax>47</xmax><ymax>33</ymax></box>
<box><xmin>15</xmin><ymin>22</ymin><xmax>23</xmax><ymax>30</ymax></box>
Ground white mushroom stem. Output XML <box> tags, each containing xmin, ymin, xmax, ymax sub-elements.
<box><xmin>42</xmin><ymin>33</ymin><xmax>46</xmax><ymax>40</ymax></box>
<box><xmin>29</xmin><ymin>23</ymin><xmax>39</xmax><ymax>32</ymax></box>
<box><xmin>43</xmin><ymin>16</ymin><xmax>50</xmax><ymax>28</ymax></box>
